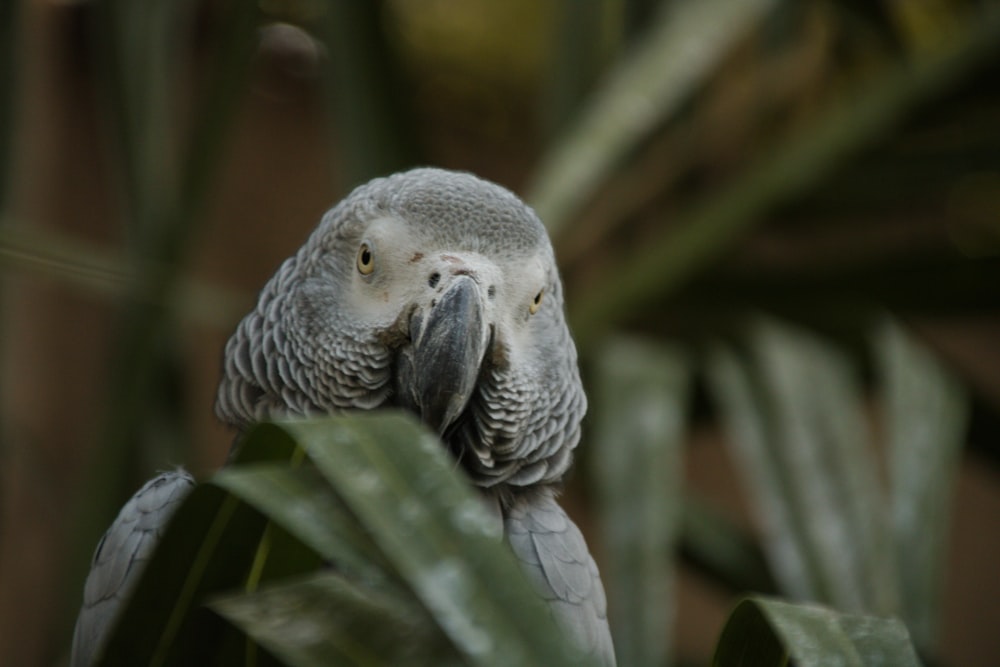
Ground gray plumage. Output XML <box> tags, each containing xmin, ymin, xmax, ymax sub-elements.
<box><xmin>71</xmin><ymin>469</ymin><xmax>194</xmax><ymax>667</ymax></box>
<box><xmin>72</xmin><ymin>168</ymin><xmax>614</xmax><ymax>665</ymax></box>
<box><xmin>506</xmin><ymin>489</ymin><xmax>614</xmax><ymax>665</ymax></box>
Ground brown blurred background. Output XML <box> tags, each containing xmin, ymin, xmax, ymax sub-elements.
<box><xmin>1</xmin><ymin>1</ymin><xmax>999</xmax><ymax>665</ymax></box>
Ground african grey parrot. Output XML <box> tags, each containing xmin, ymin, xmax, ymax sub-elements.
<box><xmin>71</xmin><ymin>168</ymin><xmax>615</xmax><ymax>666</ymax></box>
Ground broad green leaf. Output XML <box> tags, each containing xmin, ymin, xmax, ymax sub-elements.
<box><xmin>286</xmin><ymin>412</ymin><xmax>598</xmax><ymax>667</ymax></box>
<box><xmin>876</xmin><ymin>320</ymin><xmax>967</xmax><ymax>650</ymax></box>
<box><xmin>212</xmin><ymin>571</ymin><xmax>464</xmax><ymax>667</ymax></box>
<box><xmin>708</xmin><ymin>319</ymin><xmax>896</xmax><ymax>614</ymax></box>
<box><xmin>590</xmin><ymin>337</ymin><xmax>689</xmax><ymax>667</ymax></box>
<box><xmin>212</xmin><ymin>463</ymin><xmax>393</xmax><ymax>586</ymax></box>
<box><xmin>713</xmin><ymin>597</ymin><xmax>921</xmax><ymax>666</ymax></box>
<box><xmin>230</xmin><ymin>421</ymin><xmax>303</xmax><ymax>465</ymax></box>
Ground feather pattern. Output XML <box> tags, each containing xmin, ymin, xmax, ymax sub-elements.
<box><xmin>505</xmin><ymin>489</ymin><xmax>615</xmax><ymax>665</ymax></box>
<box><xmin>71</xmin><ymin>470</ymin><xmax>195</xmax><ymax>667</ymax></box>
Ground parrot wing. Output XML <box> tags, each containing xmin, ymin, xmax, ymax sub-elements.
<box><xmin>504</xmin><ymin>490</ymin><xmax>616</xmax><ymax>666</ymax></box>
<box><xmin>71</xmin><ymin>469</ymin><xmax>195</xmax><ymax>667</ymax></box>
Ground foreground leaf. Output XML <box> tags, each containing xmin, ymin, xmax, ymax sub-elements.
<box><xmin>287</xmin><ymin>412</ymin><xmax>596</xmax><ymax>667</ymax></box>
<box><xmin>212</xmin><ymin>463</ymin><xmax>391</xmax><ymax>586</ymax></box>
<box><xmin>212</xmin><ymin>571</ymin><xmax>464</xmax><ymax>667</ymax></box>
<box><xmin>713</xmin><ymin>597</ymin><xmax>921</xmax><ymax>666</ymax></box>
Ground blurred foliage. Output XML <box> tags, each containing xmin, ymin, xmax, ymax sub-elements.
<box><xmin>591</xmin><ymin>338</ymin><xmax>689</xmax><ymax>666</ymax></box>
<box><xmin>534</xmin><ymin>0</ymin><xmax>1000</xmax><ymax>343</ymax></box>
<box><xmin>707</xmin><ymin>318</ymin><xmax>966</xmax><ymax>652</ymax></box>
<box><xmin>1</xmin><ymin>0</ymin><xmax>998</xmax><ymax>665</ymax></box>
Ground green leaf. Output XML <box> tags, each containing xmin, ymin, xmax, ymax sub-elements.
<box><xmin>212</xmin><ymin>463</ymin><xmax>392</xmax><ymax>586</ymax></box>
<box><xmin>707</xmin><ymin>318</ymin><xmax>896</xmax><ymax>614</ymax></box>
<box><xmin>285</xmin><ymin>412</ymin><xmax>597</xmax><ymax>667</ymax></box>
<box><xmin>713</xmin><ymin>597</ymin><xmax>921</xmax><ymax>666</ymax></box>
<box><xmin>876</xmin><ymin>320</ymin><xmax>967</xmax><ymax>650</ymax></box>
<box><xmin>590</xmin><ymin>337</ymin><xmax>690</xmax><ymax>666</ymax></box>
<box><xmin>212</xmin><ymin>571</ymin><xmax>464</xmax><ymax>667</ymax></box>
<box><xmin>230</xmin><ymin>421</ymin><xmax>302</xmax><ymax>465</ymax></box>
<box><xmin>707</xmin><ymin>317</ymin><xmax>971</xmax><ymax>656</ymax></box>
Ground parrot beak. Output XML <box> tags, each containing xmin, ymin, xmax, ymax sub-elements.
<box><xmin>405</xmin><ymin>275</ymin><xmax>490</xmax><ymax>435</ymax></box>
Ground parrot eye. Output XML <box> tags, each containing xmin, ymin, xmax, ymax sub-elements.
<box><xmin>357</xmin><ymin>243</ymin><xmax>375</xmax><ymax>275</ymax></box>
<box><xmin>529</xmin><ymin>289</ymin><xmax>544</xmax><ymax>315</ymax></box>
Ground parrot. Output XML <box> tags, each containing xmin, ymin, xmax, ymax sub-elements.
<box><xmin>71</xmin><ymin>168</ymin><xmax>615</xmax><ymax>666</ymax></box>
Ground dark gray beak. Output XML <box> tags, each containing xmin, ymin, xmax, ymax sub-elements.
<box><xmin>405</xmin><ymin>275</ymin><xmax>489</xmax><ymax>434</ymax></box>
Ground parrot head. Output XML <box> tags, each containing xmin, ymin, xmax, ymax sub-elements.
<box><xmin>215</xmin><ymin>168</ymin><xmax>586</xmax><ymax>491</ymax></box>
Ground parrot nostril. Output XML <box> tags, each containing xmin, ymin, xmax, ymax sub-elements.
<box><xmin>428</xmin><ymin>272</ymin><xmax>441</xmax><ymax>288</ymax></box>
<box><xmin>487</xmin><ymin>285</ymin><xmax>496</xmax><ymax>300</ymax></box>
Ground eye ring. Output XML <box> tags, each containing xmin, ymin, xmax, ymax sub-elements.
<box><xmin>357</xmin><ymin>243</ymin><xmax>375</xmax><ymax>275</ymax></box>
<box><xmin>529</xmin><ymin>289</ymin><xmax>544</xmax><ymax>315</ymax></box>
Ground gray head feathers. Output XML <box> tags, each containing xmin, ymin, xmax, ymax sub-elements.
<box><xmin>216</xmin><ymin>168</ymin><xmax>586</xmax><ymax>491</ymax></box>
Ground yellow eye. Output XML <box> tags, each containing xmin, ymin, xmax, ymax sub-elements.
<box><xmin>357</xmin><ymin>243</ymin><xmax>374</xmax><ymax>275</ymax></box>
<box><xmin>529</xmin><ymin>289</ymin><xmax>544</xmax><ymax>315</ymax></box>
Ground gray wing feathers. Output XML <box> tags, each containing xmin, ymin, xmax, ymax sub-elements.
<box><xmin>504</xmin><ymin>492</ymin><xmax>616</xmax><ymax>666</ymax></box>
<box><xmin>71</xmin><ymin>469</ymin><xmax>195</xmax><ymax>667</ymax></box>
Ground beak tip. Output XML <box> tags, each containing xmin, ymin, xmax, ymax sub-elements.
<box><xmin>420</xmin><ymin>389</ymin><xmax>468</xmax><ymax>435</ymax></box>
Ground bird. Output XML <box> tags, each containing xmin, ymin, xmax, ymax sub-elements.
<box><xmin>71</xmin><ymin>168</ymin><xmax>615</xmax><ymax>666</ymax></box>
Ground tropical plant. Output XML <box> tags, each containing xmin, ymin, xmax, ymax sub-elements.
<box><xmin>0</xmin><ymin>0</ymin><xmax>997</xmax><ymax>665</ymax></box>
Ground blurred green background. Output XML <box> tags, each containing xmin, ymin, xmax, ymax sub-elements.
<box><xmin>1</xmin><ymin>0</ymin><xmax>999</xmax><ymax>665</ymax></box>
